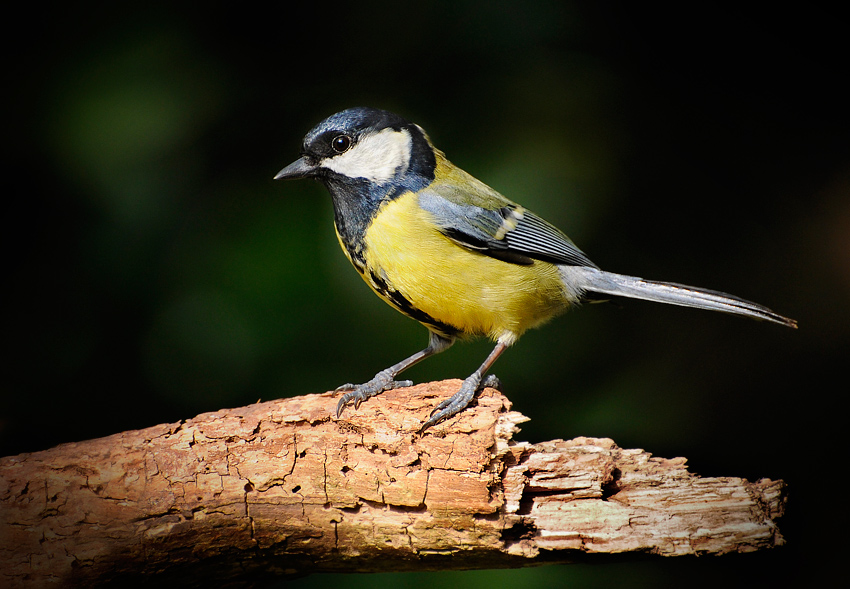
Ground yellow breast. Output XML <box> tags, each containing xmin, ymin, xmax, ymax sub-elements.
<box><xmin>359</xmin><ymin>192</ymin><xmax>571</xmax><ymax>343</ymax></box>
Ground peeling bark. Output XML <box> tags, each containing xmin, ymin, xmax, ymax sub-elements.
<box><xmin>0</xmin><ymin>381</ymin><xmax>786</xmax><ymax>587</ymax></box>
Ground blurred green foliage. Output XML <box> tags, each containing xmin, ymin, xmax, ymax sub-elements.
<box><xmin>4</xmin><ymin>2</ymin><xmax>848</xmax><ymax>587</ymax></box>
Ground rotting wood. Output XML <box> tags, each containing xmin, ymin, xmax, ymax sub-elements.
<box><xmin>0</xmin><ymin>381</ymin><xmax>786</xmax><ymax>588</ymax></box>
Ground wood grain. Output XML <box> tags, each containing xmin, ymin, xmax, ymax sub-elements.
<box><xmin>0</xmin><ymin>381</ymin><xmax>786</xmax><ymax>587</ymax></box>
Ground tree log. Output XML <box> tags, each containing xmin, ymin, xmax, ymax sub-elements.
<box><xmin>0</xmin><ymin>381</ymin><xmax>786</xmax><ymax>588</ymax></box>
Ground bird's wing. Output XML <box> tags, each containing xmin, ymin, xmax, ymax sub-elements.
<box><xmin>417</xmin><ymin>178</ymin><xmax>598</xmax><ymax>268</ymax></box>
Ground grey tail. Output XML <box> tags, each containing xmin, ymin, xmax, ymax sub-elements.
<box><xmin>567</xmin><ymin>267</ymin><xmax>797</xmax><ymax>328</ymax></box>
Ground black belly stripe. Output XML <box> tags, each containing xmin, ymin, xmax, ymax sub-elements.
<box><xmin>366</xmin><ymin>269</ymin><xmax>459</xmax><ymax>338</ymax></box>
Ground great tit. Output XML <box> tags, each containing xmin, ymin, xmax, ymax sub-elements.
<box><xmin>275</xmin><ymin>107</ymin><xmax>797</xmax><ymax>431</ymax></box>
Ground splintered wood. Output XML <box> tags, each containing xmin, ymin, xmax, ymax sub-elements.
<box><xmin>1</xmin><ymin>381</ymin><xmax>785</xmax><ymax>587</ymax></box>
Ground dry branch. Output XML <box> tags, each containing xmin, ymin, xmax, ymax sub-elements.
<box><xmin>1</xmin><ymin>381</ymin><xmax>786</xmax><ymax>587</ymax></box>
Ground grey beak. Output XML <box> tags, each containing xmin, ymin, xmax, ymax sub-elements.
<box><xmin>274</xmin><ymin>156</ymin><xmax>318</xmax><ymax>180</ymax></box>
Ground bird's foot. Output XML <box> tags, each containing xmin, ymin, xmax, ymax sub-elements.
<box><xmin>419</xmin><ymin>373</ymin><xmax>499</xmax><ymax>432</ymax></box>
<box><xmin>335</xmin><ymin>369</ymin><xmax>413</xmax><ymax>418</ymax></box>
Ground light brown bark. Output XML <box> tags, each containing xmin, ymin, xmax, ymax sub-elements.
<box><xmin>0</xmin><ymin>381</ymin><xmax>785</xmax><ymax>587</ymax></box>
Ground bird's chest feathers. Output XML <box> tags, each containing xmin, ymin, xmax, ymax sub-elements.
<box><xmin>358</xmin><ymin>193</ymin><xmax>568</xmax><ymax>339</ymax></box>
<box><xmin>360</xmin><ymin>194</ymin><xmax>445</xmax><ymax>300</ymax></box>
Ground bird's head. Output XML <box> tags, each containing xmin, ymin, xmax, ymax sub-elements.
<box><xmin>275</xmin><ymin>107</ymin><xmax>436</xmax><ymax>190</ymax></box>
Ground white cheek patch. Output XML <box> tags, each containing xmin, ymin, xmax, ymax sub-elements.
<box><xmin>323</xmin><ymin>128</ymin><xmax>412</xmax><ymax>183</ymax></box>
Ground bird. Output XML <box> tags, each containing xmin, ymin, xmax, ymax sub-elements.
<box><xmin>274</xmin><ymin>107</ymin><xmax>797</xmax><ymax>431</ymax></box>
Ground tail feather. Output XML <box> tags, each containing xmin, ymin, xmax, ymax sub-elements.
<box><xmin>567</xmin><ymin>267</ymin><xmax>797</xmax><ymax>328</ymax></box>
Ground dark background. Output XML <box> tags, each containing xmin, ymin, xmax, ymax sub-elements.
<box><xmin>5</xmin><ymin>3</ymin><xmax>847</xmax><ymax>587</ymax></box>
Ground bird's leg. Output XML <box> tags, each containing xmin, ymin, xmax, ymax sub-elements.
<box><xmin>336</xmin><ymin>332</ymin><xmax>454</xmax><ymax>417</ymax></box>
<box><xmin>419</xmin><ymin>340</ymin><xmax>509</xmax><ymax>431</ymax></box>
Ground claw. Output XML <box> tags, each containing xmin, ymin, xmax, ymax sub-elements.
<box><xmin>419</xmin><ymin>373</ymin><xmax>496</xmax><ymax>432</ymax></box>
<box><xmin>418</xmin><ymin>372</ymin><xmax>503</xmax><ymax>432</ymax></box>
<box><xmin>334</xmin><ymin>333</ymin><xmax>456</xmax><ymax>420</ymax></box>
<box><xmin>334</xmin><ymin>371</ymin><xmax>415</xmax><ymax>418</ymax></box>
<box><xmin>336</xmin><ymin>392</ymin><xmax>365</xmax><ymax>418</ymax></box>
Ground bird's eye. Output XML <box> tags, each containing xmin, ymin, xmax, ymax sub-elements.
<box><xmin>331</xmin><ymin>135</ymin><xmax>352</xmax><ymax>153</ymax></box>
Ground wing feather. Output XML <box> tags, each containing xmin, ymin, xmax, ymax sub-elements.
<box><xmin>418</xmin><ymin>182</ymin><xmax>598</xmax><ymax>268</ymax></box>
